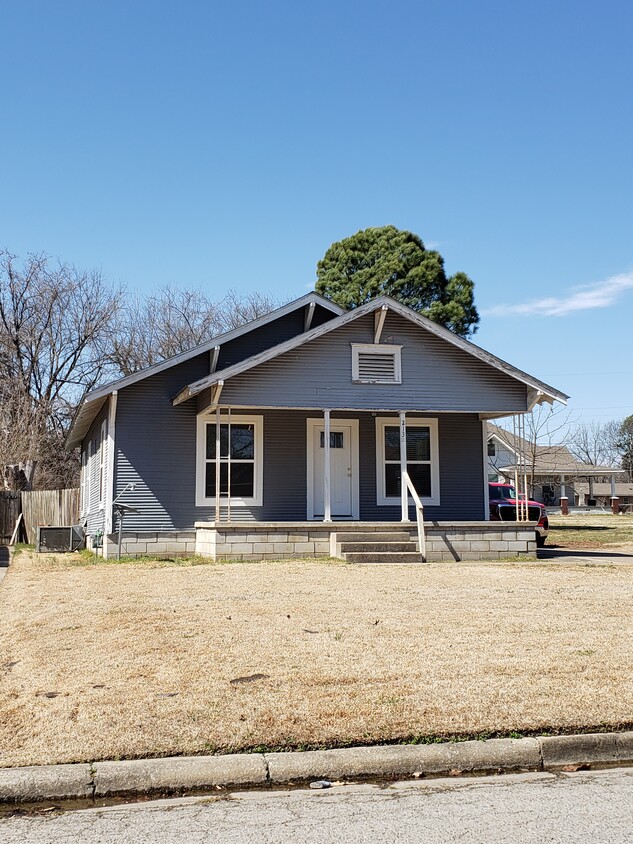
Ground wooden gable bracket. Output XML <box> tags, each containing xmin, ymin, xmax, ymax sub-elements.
<box><xmin>374</xmin><ymin>305</ymin><xmax>388</xmax><ymax>344</ymax></box>
<box><xmin>304</xmin><ymin>301</ymin><xmax>316</xmax><ymax>332</ymax></box>
<box><xmin>211</xmin><ymin>380</ymin><xmax>224</xmax><ymax>408</ymax></box>
<box><xmin>527</xmin><ymin>388</ymin><xmax>552</xmax><ymax>411</ymax></box>
<box><xmin>209</xmin><ymin>346</ymin><xmax>221</xmax><ymax>374</ymax></box>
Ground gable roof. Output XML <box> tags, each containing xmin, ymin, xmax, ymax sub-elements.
<box><xmin>575</xmin><ymin>481</ymin><xmax>633</xmax><ymax>496</ymax></box>
<box><xmin>488</xmin><ymin>425</ymin><xmax>618</xmax><ymax>476</ymax></box>
<box><xmin>66</xmin><ymin>292</ymin><xmax>343</xmax><ymax>449</ymax></box>
<box><xmin>173</xmin><ymin>296</ymin><xmax>570</xmax><ymax>407</ymax></box>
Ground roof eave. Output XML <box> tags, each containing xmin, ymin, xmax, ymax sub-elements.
<box><xmin>67</xmin><ymin>291</ymin><xmax>343</xmax><ymax>444</ymax></box>
<box><xmin>175</xmin><ymin>296</ymin><xmax>570</xmax><ymax>407</ymax></box>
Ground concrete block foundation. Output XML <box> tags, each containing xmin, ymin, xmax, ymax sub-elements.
<box><xmin>194</xmin><ymin>521</ymin><xmax>537</xmax><ymax>562</ymax></box>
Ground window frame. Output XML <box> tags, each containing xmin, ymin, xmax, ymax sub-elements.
<box><xmin>98</xmin><ymin>420</ymin><xmax>107</xmax><ymax>510</ymax></box>
<box><xmin>351</xmin><ymin>343</ymin><xmax>402</xmax><ymax>384</ymax></box>
<box><xmin>80</xmin><ymin>447</ymin><xmax>88</xmax><ymax>515</ymax></box>
<box><xmin>196</xmin><ymin>414</ymin><xmax>263</xmax><ymax>507</ymax></box>
<box><xmin>375</xmin><ymin>417</ymin><xmax>440</xmax><ymax>507</ymax></box>
<box><xmin>487</xmin><ymin>438</ymin><xmax>497</xmax><ymax>457</ymax></box>
<box><xmin>85</xmin><ymin>439</ymin><xmax>94</xmax><ymax>514</ymax></box>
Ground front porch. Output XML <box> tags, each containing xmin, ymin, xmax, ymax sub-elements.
<box><xmin>195</xmin><ymin>521</ymin><xmax>537</xmax><ymax>562</ymax></box>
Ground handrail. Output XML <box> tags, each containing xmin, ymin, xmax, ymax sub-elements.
<box><xmin>402</xmin><ymin>470</ymin><xmax>426</xmax><ymax>562</ymax></box>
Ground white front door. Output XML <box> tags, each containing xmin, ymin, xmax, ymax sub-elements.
<box><xmin>307</xmin><ymin>419</ymin><xmax>359</xmax><ymax>520</ymax></box>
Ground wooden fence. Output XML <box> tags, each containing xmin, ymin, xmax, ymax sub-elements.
<box><xmin>0</xmin><ymin>492</ymin><xmax>21</xmax><ymax>543</ymax></box>
<box><xmin>0</xmin><ymin>489</ymin><xmax>80</xmax><ymax>545</ymax></box>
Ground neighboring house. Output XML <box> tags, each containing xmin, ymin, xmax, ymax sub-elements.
<box><xmin>574</xmin><ymin>482</ymin><xmax>633</xmax><ymax>510</ymax></box>
<box><xmin>67</xmin><ymin>292</ymin><xmax>568</xmax><ymax>560</ymax></box>
<box><xmin>487</xmin><ymin>424</ymin><xmax>619</xmax><ymax>506</ymax></box>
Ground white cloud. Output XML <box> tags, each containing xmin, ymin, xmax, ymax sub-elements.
<box><xmin>483</xmin><ymin>271</ymin><xmax>633</xmax><ymax>318</ymax></box>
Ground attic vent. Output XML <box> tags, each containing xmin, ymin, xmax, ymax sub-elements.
<box><xmin>352</xmin><ymin>344</ymin><xmax>402</xmax><ymax>384</ymax></box>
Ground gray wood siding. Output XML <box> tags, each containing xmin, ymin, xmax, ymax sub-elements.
<box><xmin>82</xmin><ymin>401</ymin><xmax>109</xmax><ymax>534</ymax></box>
<box><xmin>220</xmin><ymin>312</ymin><xmax>528</xmax><ymax>413</ymax></box>
<box><xmin>93</xmin><ymin>307</ymin><xmax>336</xmax><ymax>534</ymax></box>
<box><xmin>214</xmin><ymin>305</ymin><xmax>335</xmax><ymax>370</ymax></box>
<box><xmin>112</xmin><ymin>407</ymin><xmax>485</xmax><ymax>531</ymax></box>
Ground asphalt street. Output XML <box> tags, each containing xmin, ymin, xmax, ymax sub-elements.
<box><xmin>1</xmin><ymin>767</ymin><xmax>632</xmax><ymax>844</ymax></box>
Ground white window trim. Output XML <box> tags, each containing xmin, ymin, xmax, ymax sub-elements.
<box><xmin>375</xmin><ymin>417</ymin><xmax>440</xmax><ymax>506</ymax></box>
<box><xmin>351</xmin><ymin>343</ymin><xmax>402</xmax><ymax>384</ymax></box>
<box><xmin>80</xmin><ymin>449</ymin><xmax>87</xmax><ymax>516</ymax></box>
<box><xmin>86</xmin><ymin>440</ymin><xmax>94</xmax><ymax>513</ymax></box>
<box><xmin>196</xmin><ymin>414</ymin><xmax>263</xmax><ymax>507</ymax></box>
<box><xmin>98</xmin><ymin>420</ymin><xmax>107</xmax><ymax>510</ymax></box>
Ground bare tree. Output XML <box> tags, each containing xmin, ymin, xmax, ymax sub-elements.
<box><xmin>110</xmin><ymin>287</ymin><xmax>279</xmax><ymax>376</ymax></box>
<box><xmin>217</xmin><ymin>290</ymin><xmax>278</xmax><ymax>331</ymax></box>
<box><xmin>567</xmin><ymin>419</ymin><xmax>621</xmax><ymax>468</ymax></box>
<box><xmin>490</xmin><ymin>404</ymin><xmax>576</xmax><ymax>497</ymax></box>
<box><xmin>110</xmin><ymin>287</ymin><xmax>226</xmax><ymax>376</ymax></box>
<box><xmin>0</xmin><ymin>251</ymin><xmax>121</xmax><ymax>488</ymax></box>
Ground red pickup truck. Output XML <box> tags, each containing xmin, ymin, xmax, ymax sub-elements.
<box><xmin>488</xmin><ymin>483</ymin><xmax>549</xmax><ymax>547</ymax></box>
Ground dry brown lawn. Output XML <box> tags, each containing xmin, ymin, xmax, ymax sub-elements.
<box><xmin>1</xmin><ymin>550</ymin><xmax>632</xmax><ymax>768</ymax></box>
<box><xmin>548</xmin><ymin>513</ymin><xmax>633</xmax><ymax>550</ymax></box>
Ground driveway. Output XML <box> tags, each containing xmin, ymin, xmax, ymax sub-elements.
<box><xmin>538</xmin><ymin>546</ymin><xmax>633</xmax><ymax>565</ymax></box>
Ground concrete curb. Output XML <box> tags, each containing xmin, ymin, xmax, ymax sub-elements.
<box><xmin>1</xmin><ymin>732</ymin><xmax>632</xmax><ymax>804</ymax></box>
<box><xmin>0</xmin><ymin>764</ymin><xmax>93</xmax><ymax>803</ymax></box>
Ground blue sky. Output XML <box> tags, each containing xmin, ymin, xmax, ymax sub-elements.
<box><xmin>2</xmin><ymin>1</ymin><xmax>632</xmax><ymax>428</ymax></box>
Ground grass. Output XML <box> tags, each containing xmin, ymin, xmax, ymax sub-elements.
<box><xmin>1</xmin><ymin>549</ymin><xmax>632</xmax><ymax>768</ymax></box>
<box><xmin>35</xmin><ymin>549</ymin><xmax>215</xmax><ymax>569</ymax></box>
<box><xmin>548</xmin><ymin>513</ymin><xmax>633</xmax><ymax>549</ymax></box>
<box><xmin>9</xmin><ymin>543</ymin><xmax>34</xmax><ymax>558</ymax></box>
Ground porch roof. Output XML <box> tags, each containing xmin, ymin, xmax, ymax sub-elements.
<box><xmin>173</xmin><ymin>296</ymin><xmax>569</xmax><ymax>408</ymax></box>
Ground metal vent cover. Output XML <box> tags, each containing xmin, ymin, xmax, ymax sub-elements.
<box><xmin>359</xmin><ymin>353</ymin><xmax>399</xmax><ymax>384</ymax></box>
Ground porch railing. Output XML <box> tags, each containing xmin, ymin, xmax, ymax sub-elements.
<box><xmin>402</xmin><ymin>471</ymin><xmax>426</xmax><ymax>561</ymax></box>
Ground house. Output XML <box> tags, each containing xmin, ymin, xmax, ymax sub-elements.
<box><xmin>67</xmin><ymin>292</ymin><xmax>568</xmax><ymax>561</ymax></box>
<box><xmin>487</xmin><ymin>424</ymin><xmax>620</xmax><ymax>510</ymax></box>
<box><xmin>574</xmin><ymin>481</ymin><xmax>633</xmax><ymax>511</ymax></box>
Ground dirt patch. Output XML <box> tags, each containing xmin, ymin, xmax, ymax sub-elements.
<box><xmin>0</xmin><ymin>551</ymin><xmax>632</xmax><ymax>767</ymax></box>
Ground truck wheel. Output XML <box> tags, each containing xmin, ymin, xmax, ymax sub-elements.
<box><xmin>536</xmin><ymin>534</ymin><xmax>546</xmax><ymax>548</ymax></box>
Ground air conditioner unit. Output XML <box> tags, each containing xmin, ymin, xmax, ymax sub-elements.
<box><xmin>36</xmin><ymin>525</ymin><xmax>85</xmax><ymax>553</ymax></box>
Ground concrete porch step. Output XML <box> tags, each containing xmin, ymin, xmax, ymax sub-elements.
<box><xmin>344</xmin><ymin>551</ymin><xmax>425</xmax><ymax>564</ymax></box>
<box><xmin>339</xmin><ymin>541</ymin><xmax>416</xmax><ymax>553</ymax></box>
<box><xmin>340</xmin><ymin>532</ymin><xmax>413</xmax><ymax>543</ymax></box>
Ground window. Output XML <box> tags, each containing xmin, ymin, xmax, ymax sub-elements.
<box><xmin>487</xmin><ymin>439</ymin><xmax>497</xmax><ymax>457</ymax></box>
<box><xmin>99</xmin><ymin>420</ymin><xmax>107</xmax><ymax>509</ymax></box>
<box><xmin>319</xmin><ymin>431</ymin><xmax>344</xmax><ymax>448</ymax></box>
<box><xmin>351</xmin><ymin>344</ymin><xmax>402</xmax><ymax>384</ymax></box>
<box><xmin>196</xmin><ymin>415</ymin><xmax>263</xmax><ymax>506</ymax></box>
<box><xmin>81</xmin><ymin>448</ymin><xmax>88</xmax><ymax>515</ymax></box>
<box><xmin>375</xmin><ymin>418</ymin><xmax>440</xmax><ymax>506</ymax></box>
<box><xmin>86</xmin><ymin>440</ymin><xmax>94</xmax><ymax>514</ymax></box>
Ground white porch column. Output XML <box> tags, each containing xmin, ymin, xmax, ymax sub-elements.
<box><xmin>611</xmin><ymin>473</ymin><xmax>619</xmax><ymax>514</ymax></box>
<box><xmin>560</xmin><ymin>474</ymin><xmax>568</xmax><ymax>515</ymax></box>
<box><xmin>399</xmin><ymin>411</ymin><xmax>409</xmax><ymax>522</ymax></box>
<box><xmin>215</xmin><ymin>403</ymin><xmax>221</xmax><ymax>522</ymax></box>
<box><xmin>323</xmin><ymin>409</ymin><xmax>331</xmax><ymax>522</ymax></box>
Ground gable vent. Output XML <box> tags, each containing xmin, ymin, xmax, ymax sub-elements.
<box><xmin>352</xmin><ymin>344</ymin><xmax>402</xmax><ymax>384</ymax></box>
